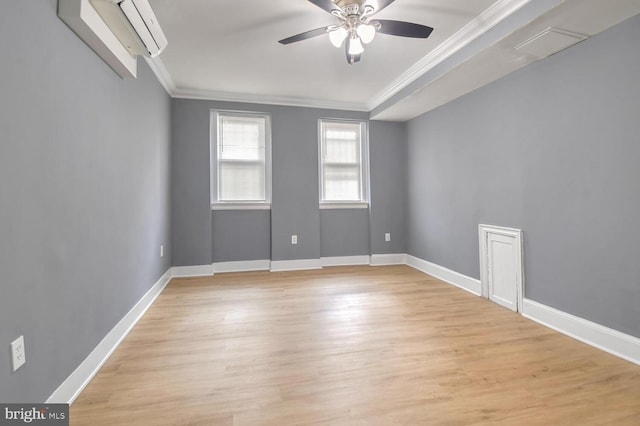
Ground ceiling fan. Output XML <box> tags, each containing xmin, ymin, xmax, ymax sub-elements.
<box><xmin>278</xmin><ymin>0</ymin><xmax>434</xmax><ymax>64</ymax></box>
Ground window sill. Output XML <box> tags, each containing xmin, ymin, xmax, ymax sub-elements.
<box><xmin>211</xmin><ymin>203</ymin><xmax>271</xmax><ymax>211</ymax></box>
<box><xmin>319</xmin><ymin>202</ymin><xmax>369</xmax><ymax>210</ymax></box>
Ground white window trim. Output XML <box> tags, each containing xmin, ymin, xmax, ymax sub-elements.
<box><xmin>319</xmin><ymin>202</ymin><xmax>369</xmax><ymax>210</ymax></box>
<box><xmin>318</xmin><ymin>118</ymin><xmax>370</xmax><ymax>209</ymax></box>
<box><xmin>210</xmin><ymin>110</ymin><xmax>272</xmax><ymax>210</ymax></box>
<box><xmin>211</xmin><ymin>202</ymin><xmax>272</xmax><ymax>211</ymax></box>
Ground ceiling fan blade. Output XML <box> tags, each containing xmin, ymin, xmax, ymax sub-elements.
<box><xmin>374</xmin><ymin>20</ymin><xmax>434</xmax><ymax>38</ymax></box>
<box><xmin>364</xmin><ymin>0</ymin><xmax>397</xmax><ymax>14</ymax></box>
<box><xmin>278</xmin><ymin>27</ymin><xmax>329</xmax><ymax>45</ymax></box>
<box><xmin>307</xmin><ymin>0</ymin><xmax>342</xmax><ymax>15</ymax></box>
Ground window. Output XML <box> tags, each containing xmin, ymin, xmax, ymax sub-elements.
<box><xmin>318</xmin><ymin>119</ymin><xmax>368</xmax><ymax>208</ymax></box>
<box><xmin>211</xmin><ymin>111</ymin><xmax>271</xmax><ymax>209</ymax></box>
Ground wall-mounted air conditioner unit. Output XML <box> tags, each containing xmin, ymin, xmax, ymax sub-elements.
<box><xmin>58</xmin><ymin>0</ymin><xmax>167</xmax><ymax>78</ymax></box>
<box><xmin>90</xmin><ymin>0</ymin><xmax>167</xmax><ymax>58</ymax></box>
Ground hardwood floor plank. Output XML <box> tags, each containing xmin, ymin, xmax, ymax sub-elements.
<box><xmin>70</xmin><ymin>266</ymin><xmax>640</xmax><ymax>425</ymax></box>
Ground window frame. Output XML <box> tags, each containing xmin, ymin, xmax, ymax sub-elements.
<box><xmin>210</xmin><ymin>110</ymin><xmax>272</xmax><ymax>210</ymax></box>
<box><xmin>318</xmin><ymin>118</ymin><xmax>369</xmax><ymax>209</ymax></box>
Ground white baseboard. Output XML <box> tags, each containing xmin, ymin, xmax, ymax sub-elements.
<box><xmin>171</xmin><ymin>264</ymin><xmax>214</xmax><ymax>277</ymax></box>
<box><xmin>213</xmin><ymin>259</ymin><xmax>271</xmax><ymax>273</ymax></box>
<box><xmin>522</xmin><ymin>298</ymin><xmax>640</xmax><ymax>366</ymax></box>
<box><xmin>403</xmin><ymin>255</ymin><xmax>640</xmax><ymax>366</ymax></box>
<box><xmin>270</xmin><ymin>258</ymin><xmax>323</xmax><ymax>272</ymax></box>
<box><xmin>370</xmin><ymin>253</ymin><xmax>407</xmax><ymax>266</ymax></box>
<box><xmin>45</xmin><ymin>254</ymin><xmax>640</xmax><ymax>409</ymax></box>
<box><xmin>47</xmin><ymin>268</ymin><xmax>173</xmax><ymax>404</ymax></box>
<box><xmin>406</xmin><ymin>254</ymin><xmax>481</xmax><ymax>296</ymax></box>
<box><xmin>321</xmin><ymin>255</ymin><xmax>371</xmax><ymax>267</ymax></box>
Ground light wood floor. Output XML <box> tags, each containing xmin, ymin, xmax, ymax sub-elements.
<box><xmin>70</xmin><ymin>265</ymin><xmax>640</xmax><ymax>425</ymax></box>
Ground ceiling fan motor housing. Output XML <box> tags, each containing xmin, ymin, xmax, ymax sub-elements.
<box><xmin>343</xmin><ymin>4</ymin><xmax>361</xmax><ymax>16</ymax></box>
<box><xmin>334</xmin><ymin>0</ymin><xmax>367</xmax><ymax>8</ymax></box>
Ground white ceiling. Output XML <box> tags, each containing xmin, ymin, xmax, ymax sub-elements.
<box><xmin>147</xmin><ymin>0</ymin><xmax>640</xmax><ymax>120</ymax></box>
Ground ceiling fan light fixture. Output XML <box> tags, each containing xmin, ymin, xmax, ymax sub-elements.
<box><xmin>347</xmin><ymin>36</ymin><xmax>364</xmax><ymax>55</ymax></box>
<box><xmin>329</xmin><ymin>27</ymin><xmax>348</xmax><ymax>48</ymax></box>
<box><xmin>357</xmin><ymin>23</ymin><xmax>376</xmax><ymax>44</ymax></box>
<box><xmin>278</xmin><ymin>0</ymin><xmax>435</xmax><ymax>64</ymax></box>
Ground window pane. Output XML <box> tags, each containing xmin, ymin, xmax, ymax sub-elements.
<box><xmin>324</xmin><ymin>126</ymin><xmax>359</xmax><ymax>164</ymax></box>
<box><xmin>320</xmin><ymin>120</ymin><xmax>364</xmax><ymax>202</ymax></box>
<box><xmin>219</xmin><ymin>161</ymin><xmax>265</xmax><ymax>201</ymax></box>
<box><xmin>324</xmin><ymin>138</ymin><xmax>359</xmax><ymax>164</ymax></box>
<box><xmin>323</xmin><ymin>165</ymin><xmax>360</xmax><ymax>201</ymax></box>
<box><xmin>214</xmin><ymin>113</ymin><xmax>268</xmax><ymax>203</ymax></box>
<box><xmin>219</xmin><ymin>115</ymin><xmax>265</xmax><ymax>161</ymax></box>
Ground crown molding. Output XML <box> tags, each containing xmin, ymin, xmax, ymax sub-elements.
<box><xmin>144</xmin><ymin>56</ymin><xmax>368</xmax><ymax>111</ymax></box>
<box><xmin>144</xmin><ymin>56</ymin><xmax>176</xmax><ymax>95</ymax></box>
<box><xmin>144</xmin><ymin>0</ymin><xmax>532</xmax><ymax>114</ymax></box>
<box><xmin>368</xmin><ymin>0</ymin><xmax>533</xmax><ymax>110</ymax></box>
<box><xmin>170</xmin><ymin>87</ymin><xmax>369</xmax><ymax>112</ymax></box>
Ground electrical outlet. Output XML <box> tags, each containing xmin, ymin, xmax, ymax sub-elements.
<box><xmin>385</xmin><ymin>233</ymin><xmax>391</xmax><ymax>242</ymax></box>
<box><xmin>291</xmin><ymin>235</ymin><xmax>298</xmax><ymax>245</ymax></box>
<box><xmin>11</xmin><ymin>336</ymin><xmax>26</xmax><ymax>372</ymax></box>
<box><xmin>160</xmin><ymin>245</ymin><xmax>164</xmax><ymax>257</ymax></box>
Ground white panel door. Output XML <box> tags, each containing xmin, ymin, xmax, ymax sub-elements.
<box><xmin>487</xmin><ymin>232</ymin><xmax>518</xmax><ymax>311</ymax></box>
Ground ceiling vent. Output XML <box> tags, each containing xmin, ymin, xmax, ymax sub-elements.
<box><xmin>515</xmin><ymin>27</ymin><xmax>588</xmax><ymax>59</ymax></box>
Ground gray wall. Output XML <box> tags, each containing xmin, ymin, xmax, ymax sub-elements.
<box><xmin>212</xmin><ymin>211</ymin><xmax>271</xmax><ymax>262</ymax></box>
<box><xmin>369</xmin><ymin>121</ymin><xmax>406</xmax><ymax>254</ymax></box>
<box><xmin>172</xmin><ymin>99</ymin><xmax>401</xmax><ymax>265</ymax></box>
<box><xmin>320</xmin><ymin>209</ymin><xmax>370</xmax><ymax>257</ymax></box>
<box><xmin>171</xmin><ymin>99</ymin><xmax>213</xmax><ymax>266</ymax></box>
<box><xmin>0</xmin><ymin>1</ymin><xmax>172</xmax><ymax>402</ymax></box>
<box><xmin>405</xmin><ymin>15</ymin><xmax>640</xmax><ymax>338</ymax></box>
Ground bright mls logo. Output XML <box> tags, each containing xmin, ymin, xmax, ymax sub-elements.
<box><xmin>1</xmin><ymin>404</ymin><xmax>68</xmax><ymax>425</ymax></box>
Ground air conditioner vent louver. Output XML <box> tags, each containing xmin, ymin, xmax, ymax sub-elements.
<box><xmin>515</xmin><ymin>27</ymin><xmax>588</xmax><ymax>59</ymax></box>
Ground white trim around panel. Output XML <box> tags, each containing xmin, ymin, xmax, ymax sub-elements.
<box><xmin>478</xmin><ymin>224</ymin><xmax>524</xmax><ymax>312</ymax></box>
